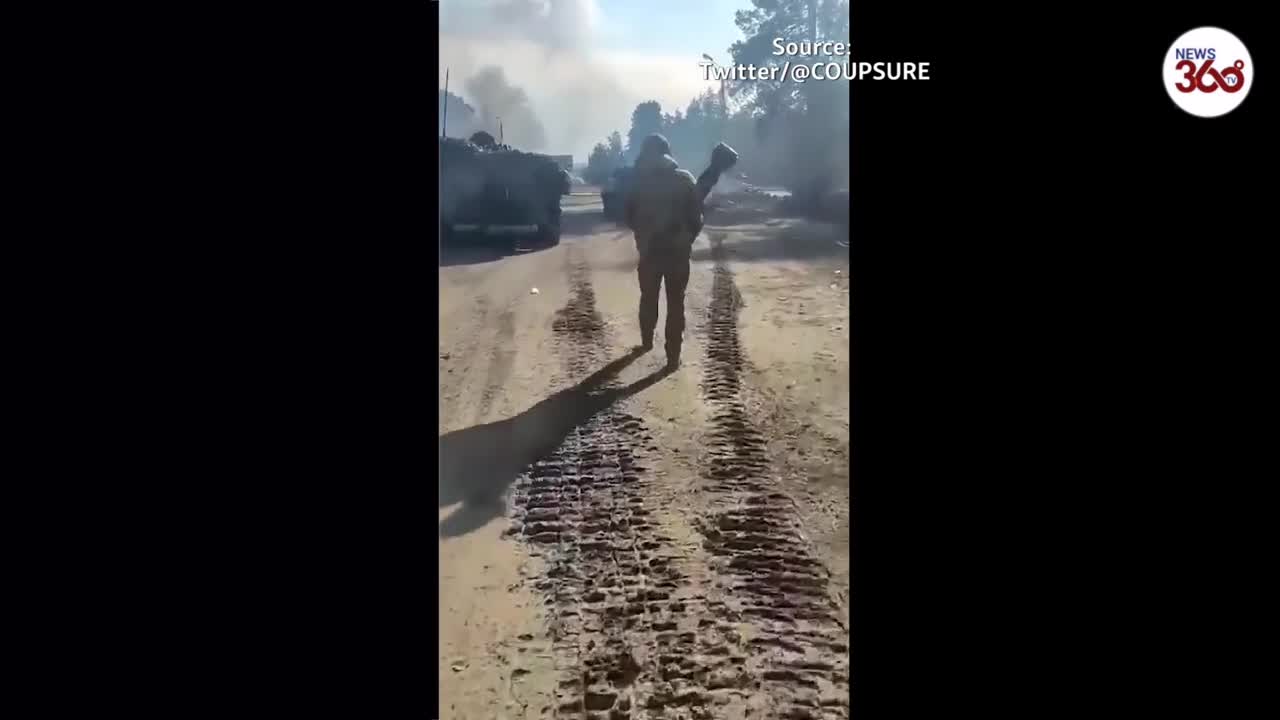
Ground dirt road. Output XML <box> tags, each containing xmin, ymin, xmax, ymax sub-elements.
<box><xmin>439</xmin><ymin>193</ymin><xmax>850</xmax><ymax>719</ymax></box>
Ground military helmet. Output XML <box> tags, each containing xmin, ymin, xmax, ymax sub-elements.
<box><xmin>640</xmin><ymin>133</ymin><xmax>671</xmax><ymax>158</ymax></box>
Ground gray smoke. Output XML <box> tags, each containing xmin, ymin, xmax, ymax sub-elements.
<box><xmin>440</xmin><ymin>0</ymin><xmax>710</xmax><ymax>161</ymax></box>
<box><xmin>463</xmin><ymin>66</ymin><xmax>548</xmax><ymax>150</ymax></box>
<box><xmin>441</xmin><ymin>0</ymin><xmax>595</xmax><ymax>51</ymax></box>
<box><xmin>441</xmin><ymin>1</ymin><xmax>601</xmax><ymax>154</ymax></box>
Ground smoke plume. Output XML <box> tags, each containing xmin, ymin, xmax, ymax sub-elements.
<box><xmin>440</xmin><ymin>0</ymin><xmax>716</xmax><ymax>161</ymax></box>
<box><xmin>463</xmin><ymin>66</ymin><xmax>547</xmax><ymax>150</ymax></box>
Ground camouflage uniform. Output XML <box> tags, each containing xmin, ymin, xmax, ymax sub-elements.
<box><xmin>624</xmin><ymin>135</ymin><xmax>704</xmax><ymax>367</ymax></box>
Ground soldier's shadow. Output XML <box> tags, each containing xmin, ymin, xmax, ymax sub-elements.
<box><xmin>438</xmin><ymin>348</ymin><xmax>673</xmax><ymax>538</ymax></box>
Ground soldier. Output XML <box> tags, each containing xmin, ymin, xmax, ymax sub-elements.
<box><xmin>624</xmin><ymin>134</ymin><xmax>704</xmax><ymax>369</ymax></box>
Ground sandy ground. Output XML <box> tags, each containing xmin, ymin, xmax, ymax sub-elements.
<box><xmin>439</xmin><ymin>194</ymin><xmax>849</xmax><ymax>719</ymax></box>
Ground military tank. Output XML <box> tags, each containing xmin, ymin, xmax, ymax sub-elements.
<box><xmin>440</xmin><ymin>132</ymin><xmax>571</xmax><ymax>248</ymax></box>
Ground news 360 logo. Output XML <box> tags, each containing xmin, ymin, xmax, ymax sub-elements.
<box><xmin>1163</xmin><ymin>27</ymin><xmax>1252</xmax><ymax>117</ymax></box>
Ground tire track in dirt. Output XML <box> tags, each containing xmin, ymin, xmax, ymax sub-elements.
<box><xmin>475</xmin><ymin>309</ymin><xmax>518</xmax><ymax>423</ymax></box>
<box><xmin>506</xmin><ymin>250</ymin><xmax>716</xmax><ymax>719</ymax></box>
<box><xmin>439</xmin><ymin>295</ymin><xmax>492</xmax><ymax>432</ymax></box>
<box><xmin>693</xmin><ymin>235</ymin><xmax>851</xmax><ymax>718</ymax></box>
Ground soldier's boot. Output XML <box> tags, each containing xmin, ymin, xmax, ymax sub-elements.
<box><xmin>665</xmin><ymin>342</ymin><xmax>681</xmax><ymax>369</ymax></box>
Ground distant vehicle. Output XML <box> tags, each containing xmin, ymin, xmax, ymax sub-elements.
<box><xmin>601</xmin><ymin>167</ymin><xmax>634</xmax><ymax>221</ymax></box>
<box><xmin>440</xmin><ymin>133</ymin><xmax>571</xmax><ymax>248</ymax></box>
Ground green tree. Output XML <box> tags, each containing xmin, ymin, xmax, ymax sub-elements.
<box><xmin>730</xmin><ymin>0</ymin><xmax>849</xmax><ymax>117</ymax></box>
<box><xmin>584</xmin><ymin>143</ymin><xmax>612</xmax><ymax>185</ymax></box>
<box><xmin>607</xmin><ymin>131</ymin><xmax>624</xmax><ymax>166</ymax></box>
<box><xmin>728</xmin><ymin>0</ymin><xmax>850</xmax><ymax>204</ymax></box>
<box><xmin>625</xmin><ymin>101</ymin><xmax>664</xmax><ymax>163</ymax></box>
<box><xmin>582</xmin><ymin>128</ymin><xmax>629</xmax><ymax>185</ymax></box>
<box><xmin>660</xmin><ymin>90</ymin><xmax>726</xmax><ymax>170</ymax></box>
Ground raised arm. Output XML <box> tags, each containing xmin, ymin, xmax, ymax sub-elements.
<box><xmin>694</xmin><ymin>142</ymin><xmax>740</xmax><ymax>202</ymax></box>
<box><xmin>681</xmin><ymin>172</ymin><xmax>704</xmax><ymax>239</ymax></box>
<box><xmin>695</xmin><ymin>167</ymin><xmax>719</xmax><ymax>204</ymax></box>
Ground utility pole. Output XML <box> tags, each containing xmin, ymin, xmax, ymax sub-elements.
<box><xmin>702</xmin><ymin>53</ymin><xmax>730</xmax><ymax>142</ymax></box>
<box><xmin>441</xmin><ymin>68</ymin><xmax>449</xmax><ymax>138</ymax></box>
<box><xmin>719</xmin><ymin>81</ymin><xmax>727</xmax><ymax>142</ymax></box>
<box><xmin>809</xmin><ymin>0</ymin><xmax>818</xmax><ymax>43</ymax></box>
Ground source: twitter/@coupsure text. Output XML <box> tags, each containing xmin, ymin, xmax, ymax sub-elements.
<box><xmin>699</xmin><ymin>39</ymin><xmax>930</xmax><ymax>83</ymax></box>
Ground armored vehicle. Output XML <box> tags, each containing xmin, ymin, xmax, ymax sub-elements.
<box><xmin>440</xmin><ymin>133</ymin><xmax>571</xmax><ymax>248</ymax></box>
<box><xmin>600</xmin><ymin>167</ymin><xmax>633</xmax><ymax>221</ymax></box>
